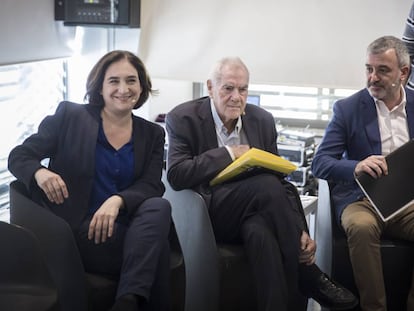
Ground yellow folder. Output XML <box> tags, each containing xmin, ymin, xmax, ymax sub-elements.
<box><xmin>210</xmin><ymin>147</ymin><xmax>297</xmax><ymax>186</ymax></box>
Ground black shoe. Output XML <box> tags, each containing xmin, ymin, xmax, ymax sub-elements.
<box><xmin>302</xmin><ymin>273</ymin><xmax>358</xmax><ymax>310</ymax></box>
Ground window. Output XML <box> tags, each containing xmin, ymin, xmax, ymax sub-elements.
<box><xmin>247</xmin><ymin>84</ymin><xmax>357</xmax><ymax>130</ymax></box>
<box><xmin>0</xmin><ymin>59</ymin><xmax>67</xmax><ymax>214</ymax></box>
<box><xmin>198</xmin><ymin>82</ymin><xmax>357</xmax><ymax>131</ymax></box>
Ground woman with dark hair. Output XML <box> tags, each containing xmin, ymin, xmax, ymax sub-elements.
<box><xmin>8</xmin><ymin>50</ymin><xmax>171</xmax><ymax>311</ymax></box>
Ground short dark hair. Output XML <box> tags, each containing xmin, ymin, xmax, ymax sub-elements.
<box><xmin>367</xmin><ymin>36</ymin><xmax>410</xmax><ymax>69</ymax></box>
<box><xmin>84</xmin><ymin>50</ymin><xmax>156</xmax><ymax>109</ymax></box>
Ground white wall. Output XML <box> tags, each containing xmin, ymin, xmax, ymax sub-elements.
<box><xmin>139</xmin><ymin>0</ymin><xmax>413</xmax><ymax>89</ymax></box>
<box><xmin>147</xmin><ymin>79</ymin><xmax>193</xmax><ymax>121</ymax></box>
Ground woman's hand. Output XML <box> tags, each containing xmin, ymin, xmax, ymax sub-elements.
<box><xmin>34</xmin><ymin>167</ymin><xmax>68</xmax><ymax>204</ymax></box>
<box><xmin>88</xmin><ymin>195</ymin><xmax>124</xmax><ymax>244</ymax></box>
<box><xmin>299</xmin><ymin>231</ymin><xmax>316</xmax><ymax>265</ymax></box>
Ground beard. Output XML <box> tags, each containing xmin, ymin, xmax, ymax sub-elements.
<box><xmin>367</xmin><ymin>79</ymin><xmax>401</xmax><ymax>103</ymax></box>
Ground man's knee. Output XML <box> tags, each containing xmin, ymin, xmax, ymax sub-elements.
<box><xmin>342</xmin><ymin>208</ymin><xmax>381</xmax><ymax>243</ymax></box>
<box><xmin>345</xmin><ymin>220</ymin><xmax>381</xmax><ymax>241</ymax></box>
<box><xmin>241</xmin><ymin>215</ymin><xmax>274</xmax><ymax>245</ymax></box>
<box><xmin>244</xmin><ymin>174</ymin><xmax>285</xmax><ymax>199</ymax></box>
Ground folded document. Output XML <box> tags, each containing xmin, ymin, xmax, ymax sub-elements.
<box><xmin>210</xmin><ymin>148</ymin><xmax>297</xmax><ymax>186</ymax></box>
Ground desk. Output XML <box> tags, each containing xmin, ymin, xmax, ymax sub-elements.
<box><xmin>300</xmin><ymin>195</ymin><xmax>318</xmax><ymax>240</ymax></box>
<box><xmin>300</xmin><ymin>195</ymin><xmax>321</xmax><ymax>311</ymax></box>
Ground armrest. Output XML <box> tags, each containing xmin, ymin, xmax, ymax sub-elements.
<box><xmin>162</xmin><ymin>172</ymin><xmax>220</xmax><ymax>311</ymax></box>
<box><xmin>9</xmin><ymin>180</ymin><xmax>88</xmax><ymax>311</ymax></box>
<box><xmin>315</xmin><ymin>179</ymin><xmax>333</xmax><ymax>276</ymax></box>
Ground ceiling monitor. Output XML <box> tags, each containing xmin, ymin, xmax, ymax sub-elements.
<box><xmin>55</xmin><ymin>0</ymin><xmax>140</xmax><ymax>28</ymax></box>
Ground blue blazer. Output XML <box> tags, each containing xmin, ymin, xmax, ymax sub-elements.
<box><xmin>8</xmin><ymin>101</ymin><xmax>166</xmax><ymax>230</ymax></box>
<box><xmin>311</xmin><ymin>88</ymin><xmax>414</xmax><ymax>223</ymax></box>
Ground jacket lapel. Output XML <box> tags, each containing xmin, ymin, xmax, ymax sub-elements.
<box><xmin>197</xmin><ymin>97</ymin><xmax>219</xmax><ymax>150</ymax></box>
<box><xmin>82</xmin><ymin>104</ymin><xmax>101</xmax><ymax>175</ymax></box>
<box><xmin>361</xmin><ymin>90</ymin><xmax>382</xmax><ymax>154</ymax></box>
<box><xmin>405</xmin><ymin>88</ymin><xmax>414</xmax><ymax>139</ymax></box>
<box><xmin>241</xmin><ymin>112</ymin><xmax>261</xmax><ymax>148</ymax></box>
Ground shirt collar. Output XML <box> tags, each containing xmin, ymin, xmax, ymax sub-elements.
<box><xmin>370</xmin><ymin>86</ymin><xmax>407</xmax><ymax>113</ymax></box>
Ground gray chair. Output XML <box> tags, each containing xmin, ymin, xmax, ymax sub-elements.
<box><xmin>315</xmin><ymin>179</ymin><xmax>414</xmax><ymax>311</ymax></box>
<box><xmin>9</xmin><ymin>180</ymin><xmax>117</xmax><ymax>311</ymax></box>
<box><xmin>162</xmin><ymin>171</ymin><xmax>308</xmax><ymax>311</ymax></box>
<box><xmin>0</xmin><ymin>221</ymin><xmax>59</xmax><ymax>311</ymax></box>
<box><xmin>162</xmin><ymin>172</ymin><xmax>255</xmax><ymax>311</ymax></box>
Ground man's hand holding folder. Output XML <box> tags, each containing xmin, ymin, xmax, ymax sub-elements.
<box><xmin>210</xmin><ymin>147</ymin><xmax>297</xmax><ymax>186</ymax></box>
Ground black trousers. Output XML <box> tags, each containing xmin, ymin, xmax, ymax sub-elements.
<box><xmin>75</xmin><ymin>197</ymin><xmax>172</xmax><ymax>311</ymax></box>
<box><xmin>210</xmin><ymin>173</ymin><xmax>304</xmax><ymax>311</ymax></box>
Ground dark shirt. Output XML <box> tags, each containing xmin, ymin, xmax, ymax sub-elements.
<box><xmin>89</xmin><ymin>122</ymin><xmax>134</xmax><ymax>214</ymax></box>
